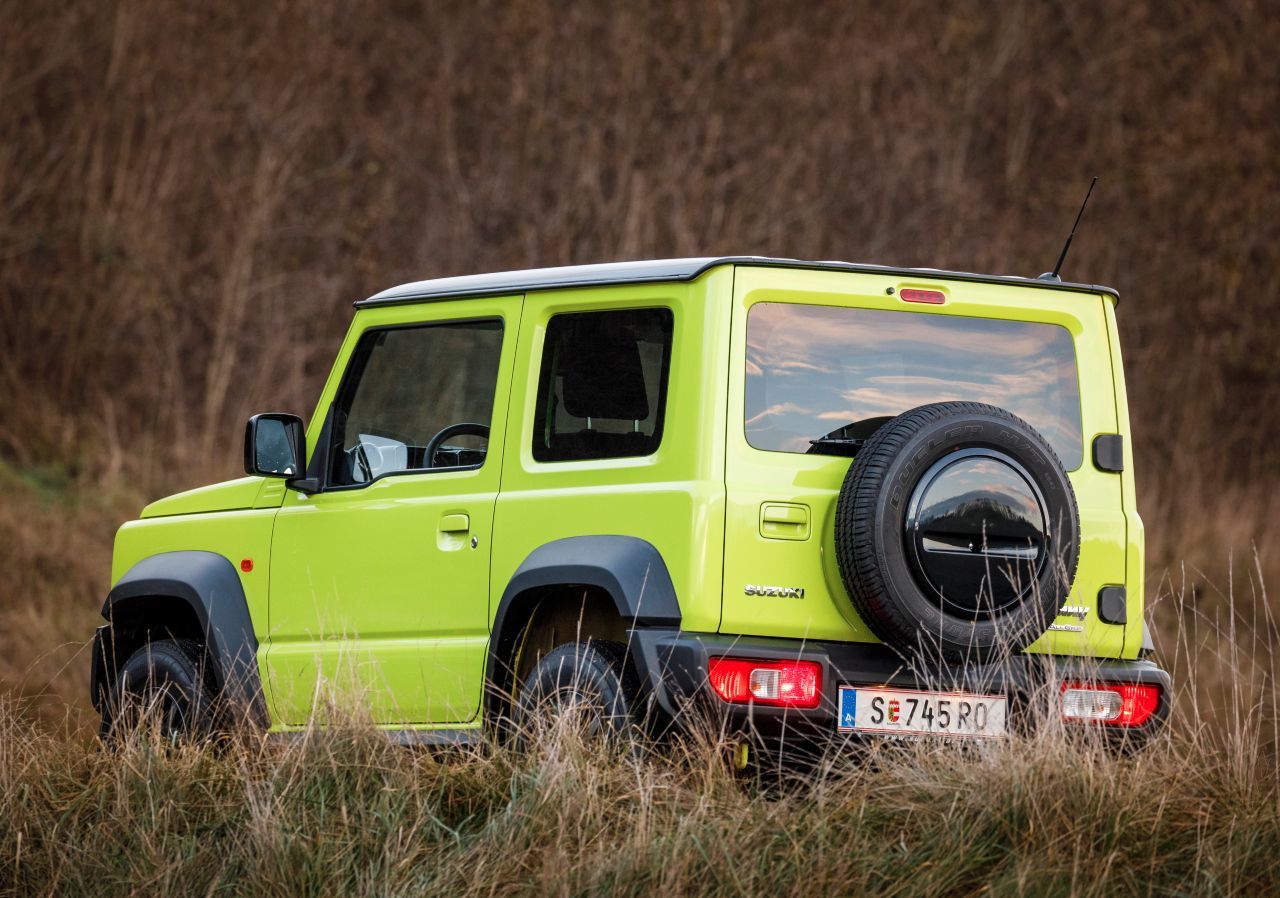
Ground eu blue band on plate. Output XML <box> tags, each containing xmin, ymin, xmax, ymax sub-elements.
<box><xmin>839</xmin><ymin>687</ymin><xmax>857</xmax><ymax>730</ymax></box>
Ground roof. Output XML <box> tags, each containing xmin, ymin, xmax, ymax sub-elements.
<box><xmin>356</xmin><ymin>256</ymin><xmax>1120</xmax><ymax>307</ymax></box>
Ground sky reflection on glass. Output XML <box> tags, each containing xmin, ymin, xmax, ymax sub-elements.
<box><xmin>745</xmin><ymin>303</ymin><xmax>1083</xmax><ymax>469</ymax></box>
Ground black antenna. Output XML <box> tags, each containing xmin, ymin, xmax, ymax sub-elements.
<box><xmin>1040</xmin><ymin>176</ymin><xmax>1098</xmax><ymax>281</ymax></box>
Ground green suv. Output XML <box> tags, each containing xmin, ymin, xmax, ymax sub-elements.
<box><xmin>91</xmin><ymin>257</ymin><xmax>1170</xmax><ymax>746</ymax></box>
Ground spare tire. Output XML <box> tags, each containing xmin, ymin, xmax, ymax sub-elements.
<box><xmin>834</xmin><ymin>402</ymin><xmax>1080</xmax><ymax>662</ymax></box>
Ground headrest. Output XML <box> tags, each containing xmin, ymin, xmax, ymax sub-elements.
<box><xmin>559</xmin><ymin>322</ymin><xmax>650</xmax><ymax>421</ymax></box>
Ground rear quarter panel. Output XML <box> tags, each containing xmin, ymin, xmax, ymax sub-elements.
<box><xmin>1103</xmin><ymin>297</ymin><xmax>1145</xmax><ymax>659</ymax></box>
<box><xmin>490</xmin><ymin>269</ymin><xmax>733</xmax><ymax>635</ymax></box>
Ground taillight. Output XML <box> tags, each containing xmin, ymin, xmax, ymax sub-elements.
<box><xmin>708</xmin><ymin>658</ymin><xmax>821</xmax><ymax>709</ymax></box>
<box><xmin>1061</xmin><ymin>681</ymin><xmax>1160</xmax><ymax>727</ymax></box>
<box><xmin>899</xmin><ymin>288</ymin><xmax>946</xmax><ymax>305</ymax></box>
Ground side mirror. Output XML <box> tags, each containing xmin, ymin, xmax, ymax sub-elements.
<box><xmin>244</xmin><ymin>413</ymin><xmax>306</xmax><ymax>478</ymax></box>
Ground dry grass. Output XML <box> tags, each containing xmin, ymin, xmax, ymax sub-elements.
<box><xmin>0</xmin><ymin>539</ymin><xmax>1275</xmax><ymax>895</ymax></box>
<box><xmin>2</xmin><ymin>0</ymin><xmax>1278</xmax><ymax>499</ymax></box>
<box><xmin>1</xmin><ymin>2</ymin><xmax>1278</xmax><ymax>893</ymax></box>
<box><xmin>2</xmin><ymin>602</ymin><xmax>1277</xmax><ymax>898</ymax></box>
<box><xmin>0</xmin><ymin>464</ymin><xmax>127</xmax><ymax>728</ymax></box>
<box><xmin>1</xmin><ymin>0</ymin><xmax>1276</xmax><ymax>716</ymax></box>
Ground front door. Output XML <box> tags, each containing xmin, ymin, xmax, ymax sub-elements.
<box><xmin>265</xmin><ymin>298</ymin><xmax>520</xmax><ymax>725</ymax></box>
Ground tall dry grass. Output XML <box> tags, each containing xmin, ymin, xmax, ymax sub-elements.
<box><xmin>2</xmin><ymin>573</ymin><xmax>1277</xmax><ymax>897</ymax></box>
<box><xmin>0</xmin><ymin>559</ymin><xmax>1275</xmax><ymax>895</ymax></box>
<box><xmin>0</xmin><ymin>8</ymin><xmax>1278</xmax><ymax>891</ymax></box>
<box><xmin>3</xmin><ymin>1</ymin><xmax>1277</xmax><ymax>492</ymax></box>
<box><xmin>2</xmin><ymin>0</ymin><xmax>1277</xmax><ymax>725</ymax></box>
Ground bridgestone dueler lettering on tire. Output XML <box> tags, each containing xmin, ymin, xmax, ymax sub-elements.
<box><xmin>834</xmin><ymin>402</ymin><xmax>1081</xmax><ymax>662</ymax></box>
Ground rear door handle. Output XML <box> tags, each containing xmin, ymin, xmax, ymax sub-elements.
<box><xmin>759</xmin><ymin>502</ymin><xmax>811</xmax><ymax>540</ymax></box>
<box><xmin>762</xmin><ymin>505</ymin><xmax>807</xmax><ymax>525</ymax></box>
<box><xmin>439</xmin><ymin>513</ymin><xmax>470</xmax><ymax>533</ymax></box>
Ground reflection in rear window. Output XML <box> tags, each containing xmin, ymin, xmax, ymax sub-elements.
<box><xmin>744</xmin><ymin>303</ymin><xmax>1083</xmax><ymax>469</ymax></box>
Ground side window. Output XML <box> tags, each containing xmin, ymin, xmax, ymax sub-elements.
<box><xmin>532</xmin><ymin>308</ymin><xmax>674</xmax><ymax>462</ymax></box>
<box><xmin>328</xmin><ymin>319</ymin><xmax>503</xmax><ymax>487</ymax></box>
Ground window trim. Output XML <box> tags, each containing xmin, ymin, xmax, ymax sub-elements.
<box><xmin>530</xmin><ymin>305</ymin><xmax>675</xmax><ymax>465</ymax></box>
<box><xmin>321</xmin><ymin>316</ymin><xmax>505</xmax><ymax>492</ymax></box>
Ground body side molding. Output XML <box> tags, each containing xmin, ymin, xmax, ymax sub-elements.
<box><xmin>95</xmin><ymin>550</ymin><xmax>267</xmax><ymax>726</ymax></box>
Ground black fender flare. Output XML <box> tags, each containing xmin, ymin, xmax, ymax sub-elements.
<box><xmin>485</xmin><ymin>535</ymin><xmax>681</xmax><ymax>718</ymax></box>
<box><xmin>93</xmin><ymin>550</ymin><xmax>267</xmax><ymax>726</ymax></box>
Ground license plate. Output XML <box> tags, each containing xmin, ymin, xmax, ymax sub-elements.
<box><xmin>838</xmin><ymin>686</ymin><xmax>1007</xmax><ymax>738</ymax></box>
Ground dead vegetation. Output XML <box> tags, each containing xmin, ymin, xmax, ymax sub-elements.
<box><xmin>0</xmin><ymin>2</ymin><xmax>1278</xmax><ymax>892</ymax></box>
<box><xmin>3</xmin><ymin>0</ymin><xmax>1276</xmax><ymax>723</ymax></box>
<box><xmin>2</xmin><ymin>600</ymin><xmax>1278</xmax><ymax>898</ymax></box>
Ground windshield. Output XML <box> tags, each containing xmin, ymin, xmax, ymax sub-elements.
<box><xmin>744</xmin><ymin>302</ymin><xmax>1083</xmax><ymax>469</ymax></box>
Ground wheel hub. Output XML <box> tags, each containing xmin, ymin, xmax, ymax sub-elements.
<box><xmin>904</xmin><ymin>448</ymin><xmax>1050</xmax><ymax>617</ymax></box>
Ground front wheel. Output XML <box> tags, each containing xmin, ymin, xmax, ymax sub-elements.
<box><xmin>102</xmin><ymin>639</ymin><xmax>215</xmax><ymax>743</ymax></box>
<box><xmin>513</xmin><ymin>640</ymin><xmax>640</xmax><ymax>748</ymax></box>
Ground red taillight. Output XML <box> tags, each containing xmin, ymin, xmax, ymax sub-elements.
<box><xmin>899</xmin><ymin>288</ymin><xmax>946</xmax><ymax>305</ymax></box>
<box><xmin>240</xmin><ymin>558</ymin><xmax>254</xmax><ymax>573</ymax></box>
<box><xmin>707</xmin><ymin>658</ymin><xmax>821</xmax><ymax>709</ymax></box>
<box><xmin>1061</xmin><ymin>681</ymin><xmax>1160</xmax><ymax>727</ymax></box>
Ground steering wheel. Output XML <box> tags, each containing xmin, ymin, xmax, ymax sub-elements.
<box><xmin>423</xmin><ymin>422</ymin><xmax>491</xmax><ymax>468</ymax></box>
<box><xmin>349</xmin><ymin>442</ymin><xmax>373</xmax><ymax>483</ymax></box>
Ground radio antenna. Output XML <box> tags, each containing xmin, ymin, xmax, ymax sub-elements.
<box><xmin>1040</xmin><ymin>176</ymin><xmax>1098</xmax><ymax>281</ymax></box>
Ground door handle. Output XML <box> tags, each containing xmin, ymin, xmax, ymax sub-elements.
<box><xmin>759</xmin><ymin>503</ymin><xmax>810</xmax><ymax>540</ymax></box>
<box><xmin>439</xmin><ymin>513</ymin><xmax>470</xmax><ymax>533</ymax></box>
<box><xmin>762</xmin><ymin>504</ymin><xmax>807</xmax><ymax>525</ymax></box>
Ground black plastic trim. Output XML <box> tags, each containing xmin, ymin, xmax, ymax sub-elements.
<box><xmin>356</xmin><ymin>256</ymin><xmax>1120</xmax><ymax>308</ymax></box>
<box><xmin>1092</xmin><ymin>434</ymin><xmax>1125</xmax><ymax>472</ymax></box>
<box><xmin>289</xmin><ymin>402</ymin><xmax>333</xmax><ymax>494</ymax></box>
<box><xmin>630</xmin><ymin>629</ymin><xmax>1171</xmax><ymax>745</ymax></box>
<box><xmin>1098</xmin><ymin>585</ymin><xmax>1128</xmax><ymax>625</ymax></box>
<box><xmin>95</xmin><ymin>551</ymin><xmax>267</xmax><ymax>726</ymax></box>
<box><xmin>485</xmin><ymin>536</ymin><xmax>681</xmax><ymax>719</ymax></box>
<box><xmin>244</xmin><ymin>412</ymin><xmax>306</xmax><ymax>478</ymax></box>
<box><xmin>90</xmin><ymin>624</ymin><xmax>111</xmax><ymax>712</ymax></box>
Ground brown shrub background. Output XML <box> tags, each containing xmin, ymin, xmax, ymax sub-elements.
<box><xmin>1</xmin><ymin>0</ymin><xmax>1277</xmax><ymax>721</ymax></box>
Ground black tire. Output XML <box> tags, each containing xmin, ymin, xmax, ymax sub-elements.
<box><xmin>102</xmin><ymin>639</ymin><xmax>215</xmax><ymax>742</ymax></box>
<box><xmin>514</xmin><ymin>640</ymin><xmax>640</xmax><ymax>746</ymax></box>
<box><xmin>834</xmin><ymin>402</ymin><xmax>1080</xmax><ymax>662</ymax></box>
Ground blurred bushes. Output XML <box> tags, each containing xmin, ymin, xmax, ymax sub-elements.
<box><xmin>0</xmin><ymin>0</ymin><xmax>1277</xmax><ymax>710</ymax></box>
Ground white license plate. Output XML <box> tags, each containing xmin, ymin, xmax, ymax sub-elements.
<box><xmin>838</xmin><ymin>686</ymin><xmax>1007</xmax><ymax>738</ymax></box>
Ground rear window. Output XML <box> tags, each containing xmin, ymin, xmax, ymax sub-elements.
<box><xmin>744</xmin><ymin>303</ymin><xmax>1083</xmax><ymax>469</ymax></box>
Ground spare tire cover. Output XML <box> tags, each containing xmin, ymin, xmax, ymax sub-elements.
<box><xmin>834</xmin><ymin>401</ymin><xmax>1080</xmax><ymax>661</ymax></box>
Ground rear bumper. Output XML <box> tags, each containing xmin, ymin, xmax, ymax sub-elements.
<box><xmin>630</xmin><ymin>629</ymin><xmax>1171</xmax><ymax>745</ymax></box>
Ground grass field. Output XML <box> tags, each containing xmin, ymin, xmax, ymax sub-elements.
<box><xmin>2</xmin><ymin>1</ymin><xmax>1279</xmax><ymax>894</ymax></box>
<box><xmin>1</xmin><ymin>552</ymin><xmax>1276</xmax><ymax>896</ymax></box>
<box><xmin>3</xmin><ymin>602</ymin><xmax>1277</xmax><ymax>898</ymax></box>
